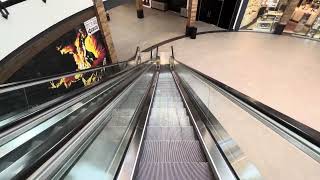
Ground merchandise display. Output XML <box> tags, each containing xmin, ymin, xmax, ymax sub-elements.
<box><xmin>285</xmin><ymin>0</ymin><xmax>320</xmax><ymax>39</ymax></box>
<box><xmin>240</xmin><ymin>0</ymin><xmax>320</xmax><ymax>40</ymax></box>
<box><xmin>240</xmin><ymin>0</ymin><xmax>285</xmax><ymax>32</ymax></box>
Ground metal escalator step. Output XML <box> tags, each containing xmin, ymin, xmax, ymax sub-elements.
<box><xmin>152</xmin><ymin>102</ymin><xmax>184</xmax><ymax>108</ymax></box>
<box><xmin>179</xmin><ymin>116</ymin><xmax>191</xmax><ymax>126</ymax></box>
<box><xmin>148</xmin><ymin>117</ymin><xmax>180</xmax><ymax>126</ymax></box>
<box><xmin>136</xmin><ymin>162</ymin><xmax>214</xmax><ymax>180</ymax></box>
<box><xmin>148</xmin><ymin>114</ymin><xmax>190</xmax><ymax>126</ymax></box>
<box><xmin>145</xmin><ymin>127</ymin><xmax>197</xmax><ymax>140</ymax></box>
<box><xmin>140</xmin><ymin>141</ymin><xmax>206</xmax><ymax>162</ymax></box>
<box><xmin>150</xmin><ymin>107</ymin><xmax>186</xmax><ymax>113</ymax></box>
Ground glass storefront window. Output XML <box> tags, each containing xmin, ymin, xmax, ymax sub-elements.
<box><xmin>284</xmin><ymin>0</ymin><xmax>320</xmax><ymax>39</ymax></box>
<box><xmin>307</xmin><ymin>16</ymin><xmax>320</xmax><ymax>38</ymax></box>
<box><xmin>240</xmin><ymin>0</ymin><xmax>287</xmax><ymax>32</ymax></box>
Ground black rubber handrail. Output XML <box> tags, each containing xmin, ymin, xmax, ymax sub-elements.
<box><xmin>0</xmin><ymin>59</ymin><xmax>137</xmax><ymax>93</ymax></box>
<box><xmin>175</xmin><ymin>60</ymin><xmax>320</xmax><ymax>148</ymax></box>
<box><xmin>1</xmin><ymin>66</ymin><xmax>146</xmax><ymax>179</ymax></box>
<box><xmin>0</xmin><ymin>63</ymin><xmax>144</xmax><ymax>131</ymax></box>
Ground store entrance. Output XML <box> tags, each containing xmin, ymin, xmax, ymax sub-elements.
<box><xmin>168</xmin><ymin>0</ymin><xmax>187</xmax><ymax>13</ymax></box>
<box><xmin>198</xmin><ymin>0</ymin><xmax>223</xmax><ymax>25</ymax></box>
<box><xmin>197</xmin><ymin>0</ymin><xmax>239</xmax><ymax>29</ymax></box>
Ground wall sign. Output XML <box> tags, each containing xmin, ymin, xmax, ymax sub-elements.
<box><xmin>84</xmin><ymin>17</ymin><xmax>100</xmax><ymax>35</ymax></box>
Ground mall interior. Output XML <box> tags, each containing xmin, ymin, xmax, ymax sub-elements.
<box><xmin>0</xmin><ymin>0</ymin><xmax>319</xmax><ymax>179</ymax></box>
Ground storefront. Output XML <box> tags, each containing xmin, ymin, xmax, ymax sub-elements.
<box><xmin>284</xmin><ymin>0</ymin><xmax>320</xmax><ymax>39</ymax></box>
<box><xmin>238</xmin><ymin>0</ymin><xmax>320</xmax><ymax>40</ymax></box>
<box><xmin>145</xmin><ymin>0</ymin><xmax>188</xmax><ymax>13</ymax></box>
<box><xmin>239</xmin><ymin>0</ymin><xmax>288</xmax><ymax>32</ymax></box>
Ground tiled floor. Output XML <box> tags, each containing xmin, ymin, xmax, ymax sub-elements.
<box><xmin>108</xmin><ymin>3</ymin><xmax>222</xmax><ymax>61</ymax></box>
<box><xmin>175</xmin><ymin>60</ymin><xmax>320</xmax><ymax>180</ymax></box>
<box><xmin>159</xmin><ymin>32</ymin><xmax>320</xmax><ymax>179</ymax></box>
<box><xmin>160</xmin><ymin>32</ymin><xmax>320</xmax><ymax>133</ymax></box>
<box><xmin>107</xmin><ymin>5</ymin><xmax>320</xmax><ymax>180</ymax></box>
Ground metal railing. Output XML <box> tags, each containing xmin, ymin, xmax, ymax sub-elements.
<box><xmin>0</xmin><ymin>60</ymin><xmax>132</xmax><ymax>93</ymax></box>
<box><xmin>0</xmin><ymin>46</ymin><xmax>155</xmax><ymax>121</ymax></box>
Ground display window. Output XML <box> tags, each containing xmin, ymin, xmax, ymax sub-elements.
<box><xmin>143</xmin><ymin>0</ymin><xmax>151</xmax><ymax>8</ymax></box>
<box><xmin>240</xmin><ymin>0</ymin><xmax>287</xmax><ymax>32</ymax></box>
<box><xmin>284</xmin><ymin>0</ymin><xmax>320</xmax><ymax>39</ymax></box>
<box><xmin>306</xmin><ymin>16</ymin><xmax>320</xmax><ymax>38</ymax></box>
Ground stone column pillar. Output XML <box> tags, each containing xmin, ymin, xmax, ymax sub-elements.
<box><xmin>274</xmin><ymin>0</ymin><xmax>300</xmax><ymax>34</ymax></box>
<box><xmin>186</xmin><ymin>0</ymin><xmax>199</xmax><ymax>38</ymax></box>
<box><xmin>280</xmin><ymin>0</ymin><xmax>300</xmax><ymax>24</ymax></box>
<box><xmin>93</xmin><ymin>0</ymin><xmax>118</xmax><ymax>63</ymax></box>
<box><xmin>136</xmin><ymin>0</ymin><xmax>144</xmax><ymax>18</ymax></box>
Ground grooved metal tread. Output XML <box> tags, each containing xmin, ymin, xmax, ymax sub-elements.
<box><xmin>139</xmin><ymin>141</ymin><xmax>206</xmax><ymax>162</ymax></box>
<box><xmin>145</xmin><ymin>127</ymin><xmax>197</xmax><ymax>140</ymax></box>
<box><xmin>136</xmin><ymin>162</ymin><xmax>214</xmax><ymax>180</ymax></box>
<box><xmin>148</xmin><ymin>117</ymin><xmax>190</xmax><ymax>126</ymax></box>
<box><xmin>135</xmin><ymin>71</ymin><xmax>214</xmax><ymax>180</ymax></box>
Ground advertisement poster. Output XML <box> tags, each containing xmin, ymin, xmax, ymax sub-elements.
<box><xmin>84</xmin><ymin>17</ymin><xmax>100</xmax><ymax>35</ymax></box>
<box><xmin>8</xmin><ymin>17</ymin><xmax>111</xmax><ymax>90</ymax></box>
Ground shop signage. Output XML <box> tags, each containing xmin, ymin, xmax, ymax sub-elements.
<box><xmin>84</xmin><ymin>17</ymin><xmax>100</xmax><ymax>35</ymax></box>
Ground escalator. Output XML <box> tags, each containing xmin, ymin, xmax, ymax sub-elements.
<box><xmin>135</xmin><ymin>69</ymin><xmax>214</xmax><ymax>179</ymax></box>
<box><xmin>63</xmin><ymin>69</ymin><xmax>154</xmax><ymax>179</ymax></box>
<box><xmin>1</xmin><ymin>49</ymin><xmax>320</xmax><ymax>180</ymax></box>
<box><xmin>0</xmin><ymin>60</ymin><xmax>153</xmax><ymax>179</ymax></box>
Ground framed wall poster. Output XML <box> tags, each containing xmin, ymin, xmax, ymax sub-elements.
<box><xmin>8</xmin><ymin>16</ymin><xmax>111</xmax><ymax>90</ymax></box>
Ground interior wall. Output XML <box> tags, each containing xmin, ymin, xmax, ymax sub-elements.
<box><xmin>0</xmin><ymin>0</ymin><xmax>94</xmax><ymax>61</ymax></box>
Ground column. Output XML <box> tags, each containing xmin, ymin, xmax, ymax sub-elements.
<box><xmin>93</xmin><ymin>0</ymin><xmax>118</xmax><ymax>63</ymax></box>
<box><xmin>136</xmin><ymin>0</ymin><xmax>144</xmax><ymax>18</ymax></box>
<box><xmin>186</xmin><ymin>0</ymin><xmax>199</xmax><ymax>38</ymax></box>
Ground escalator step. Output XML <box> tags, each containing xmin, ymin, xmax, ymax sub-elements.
<box><xmin>136</xmin><ymin>162</ymin><xmax>214</xmax><ymax>180</ymax></box>
<box><xmin>148</xmin><ymin>117</ymin><xmax>180</xmax><ymax>126</ymax></box>
<box><xmin>145</xmin><ymin>127</ymin><xmax>196</xmax><ymax>140</ymax></box>
<box><xmin>148</xmin><ymin>116</ymin><xmax>190</xmax><ymax>126</ymax></box>
<box><xmin>140</xmin><ymin>141</ymin><xmax>206</xmax><ymax>162</ymax></box>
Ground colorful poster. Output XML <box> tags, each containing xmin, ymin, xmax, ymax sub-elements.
<box><xmin>8</xmin><ymin>17</ymin><xmax>111</xmax><ymax>90</ymax></box>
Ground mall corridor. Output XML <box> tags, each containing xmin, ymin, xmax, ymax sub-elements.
<box><xmin>0</xmin><ymin>0</ymin><xmax>320</xmax><ymax>180</ymax></box>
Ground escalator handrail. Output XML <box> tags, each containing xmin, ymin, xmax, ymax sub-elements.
<box><xmin>26</xmin><ymin>64</ymin><xmax>155</xmax><ymax>180</ymax></box>
<box><xmin>175</xmin><ymin>60</ymin><xmax>320</xmax><ymax>148</ymax></box>
<box><xmin>0</xmin><ymin>63</ymin><xmax>145</xmax><ymax>132</ymax></box>
<box><xmin>0</xmin><ymin>59</ymin><xmax>138</xmax><ymax>93</ymax></box>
